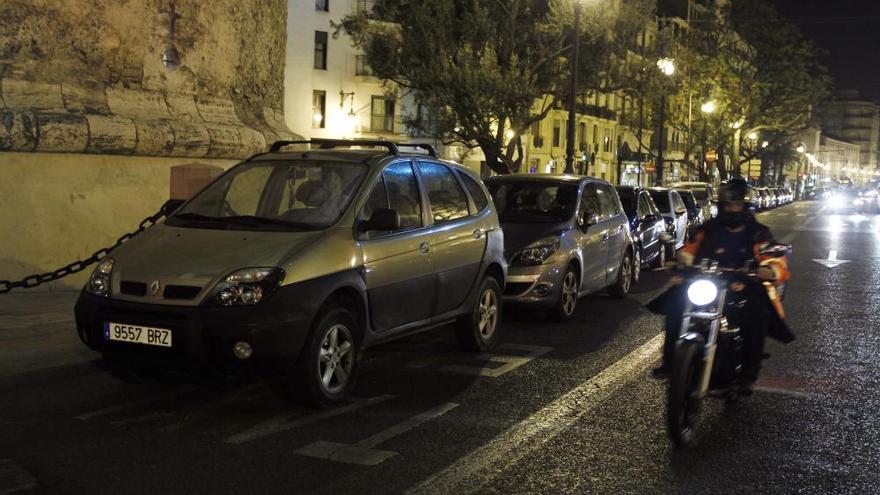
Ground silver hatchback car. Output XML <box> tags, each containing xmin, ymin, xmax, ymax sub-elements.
<box><xmin>74</xmin><ymin>140</ymin><xmax>507</xmax><ymax>406</ymax></box>
<box><xmin>486</xmin><ymin>175</ymin><xmax>635</xmax><ymax>320</ymax></box>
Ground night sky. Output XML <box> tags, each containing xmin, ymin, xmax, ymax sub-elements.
<box><xmin>772</xmin><ymin>0</ymin><xmax>880</xmax><ymax>101</ymax></box>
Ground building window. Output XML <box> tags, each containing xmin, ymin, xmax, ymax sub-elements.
<box><xmin>356</xmin><ymin>0</ymin><xmax>374</xmax><ymax>13</ymax></box>
<box><xmin>578</xmin><ymin>122</ymin><xmax>586</xmax><ymax>150</ymax></box>
<box><xmin>316</xmin><ymin>0</ymin><xmax>328</xmax><ymax>11</ymax></box>
<box><xmin>312</xmin><ymin>90</ymin><xmax>326</xmax><ymax>129</ymax></box>
<box><xmin>314</xmin><ymin>31</ymin><xmax>328</xmax><ymax>70</ymax></box>
<box><xmin>356</xmin><ymin>55</ymin><xmax>373</xmax><ymax>76</ymax></box>
<box><xmin>552</xmin><ymin>120</ymin><xmax>562</xmax><ymax>148</ymax></box>
<box><xmin>592</xmin><ymin>124</ymin><xmax>599</xmax><ymax>147</ymax></box>
<box><xmin>371</xmin><ymin>96</ymin><xmax>395</xmax><ymax>132</ymax></box>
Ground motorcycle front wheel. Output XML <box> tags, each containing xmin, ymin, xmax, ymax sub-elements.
<box><xmin>667</xmin><ymin>340</ymin><xmax>702</xmax><ymax>448</ymax></box>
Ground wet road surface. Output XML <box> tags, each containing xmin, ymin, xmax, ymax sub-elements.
<box><xmin>1</xmin><ymin>200</ymin><xmax>878</xmax><ymax>494</ymax></box>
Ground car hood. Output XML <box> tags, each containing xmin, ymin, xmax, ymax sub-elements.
<box><xmin>109</xmin><ymin>223</ymin><xmax>325</xmax><ymax>302</ymax></box>
<box><xmin>500</xmin><ymin>221</ymin><xmax>570</xmax><ymax>260</ymax></box>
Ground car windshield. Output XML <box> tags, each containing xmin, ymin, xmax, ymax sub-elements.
<box><xmin>167</xmin><ymin>160</ymin><xmax>368</xmax><ymax>231</ymax></box>
<box><xmin>616</xmin><ymin>189</ymin><xmax>636</xmax><ymax>218</ymax></box>
<box><xmin>650</xmin><ymin>191</ymin><xmax>670</xmax><ymax>211</ymax></box>
<box><xmin>488</xmin><ymin>181</ymin><xmax>579</xmax><ymax>223</ymax></box>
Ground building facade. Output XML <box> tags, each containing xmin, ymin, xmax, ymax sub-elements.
<box><xmin>817</xmin><ymin>135</ymin><xmax>862</xmax><ymax>185</ymax></box>
<box><xmin>818</xmin><ymin>90</ymin><xmax>880</xmax><ymax>174</ymax></box>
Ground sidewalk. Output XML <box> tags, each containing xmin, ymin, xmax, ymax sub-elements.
<box><xmin>0</xmin><ymin>290</ymin><xmax>94</xmax><ymax>379</ymax></box>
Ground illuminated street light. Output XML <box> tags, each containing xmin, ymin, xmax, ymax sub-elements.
<box><xmin>701</xmin><ymin>101</ymin><xmax>716</xmax><ymax>114</ymax></box>
<box><xmin>505</xmin><ymin>129</ymin><xmax>516</xmax><ymax>140</ymax></box>
<box><xmin>796</xmin><ymin>144</ymin><xmax>806</xmax><ymax>154</ymax></box>
<box><xmin>762</xmin><ymin>141</ymin><xmax>769</xmax><ymax>148</ymax></box>
<box><xmin>748</xmin><ymin>132</ymin><xmax>758</xmax><ymax>141</ymax></box>
<box><xmin>657</xmin><ymin>58</ymin><xmax>676</xmax><ymax>76</ymax></box>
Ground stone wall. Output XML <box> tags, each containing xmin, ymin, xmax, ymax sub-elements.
<box><xmin>0</xmin><ymin>0</ymin><xmax>297</xmax><ymax>291</ymax></box>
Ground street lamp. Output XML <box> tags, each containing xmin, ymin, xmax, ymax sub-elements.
<box><xmin>700</xmin><ymin>100</ymin><xmax>717</xmax><ymax>114</ymax></box>
<box><xmin>655</xmin><ymin>57</ymin><xmax>675</xmax><ymax>186</ymax></box>
<box><xmin>699</xmin><ymin>100</ymin><xmax>715</xmax><ymax>181</ymax></box>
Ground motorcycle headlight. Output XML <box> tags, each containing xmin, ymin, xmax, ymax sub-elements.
<box><xmin>512</xmin><ymin>237</ymin><xmax>561</xmax><ymax>266</ymax></box>
<box><xmin>209</xmin><ymin>267</ymin><xmax>285</xmax><ymax>306</ymax></box>
<box><xmin>687</xmin><ymin>279</ymin><xmax>718</xmax><ymax>306</ymax></box>
<box><xmin>85</xmin><ymin>257</ymin><xmax>114</xmax><ymax>297</ymax></box>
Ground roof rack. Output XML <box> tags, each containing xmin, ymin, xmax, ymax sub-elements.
<box><xmin>396</xmin><ymin>143</ymin><xmax>438</xmax><ymax>158</ymax></box>
<box><xmin>269</xmin><ymin>139</ymin><xmax>400</xmax><ymax>155</ymax></box>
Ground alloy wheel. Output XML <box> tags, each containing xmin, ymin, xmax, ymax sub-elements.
<box><xmin>620</xmin><ymin>255</ymin><xmax>632</xmax><ymax>294</ymax></box>
<box><xmin>561</xmin><ymin>271</ymin><xmax>578</xmax><ymax>316</ymax></box>
<box><xmin>478</xmin><ymin>289</ymin><xmax>499</xmax><ymax>339</ymax></box>
<box><xmin>633</xmin><ymin>250</ymin><xmax>641</xmax><ymax>283</ymax></box>
<box><xmin>318</xmin><ymin>324</ymin><xmax>355</xmax><ymax>394</ymax></box>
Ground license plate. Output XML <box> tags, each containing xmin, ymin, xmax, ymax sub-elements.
<box><xmin>104</xmin><ymin>322</ymin><xmax>172</xmax><ymax>348</ymax></box>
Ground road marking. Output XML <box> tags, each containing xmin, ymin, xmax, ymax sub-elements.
<box><xmin>295</xmin><ymin>402</ymin><xmax>460</xmax><ymax>466</ymax></box>
<box><xmin>406</xmin><ymin>334</ymin><xmax>663</xmax><ymax>495</ymax></box>
<box><xmin>813</xmin><ymin>249</ymin><xmax>851</xmax><ymax>268</ymax></box>
<box><xmin>74</xmin><ymin>387</ymin><xmax>196</xmax><ymax>420</ymax></box>
<box><xmin>224</xmin><ymin>394</ymin><xmax>395</xmax><ymax>445</ymax></box>
<box><xmin>0</xmin><ymin>459</ymin><xmax>37</xmax><ymax>495</ymax></box>
<box><xmin>753</xmin><ymin>386</ymin><xmax>814</xmax><ymax>399</ymax></box>
<box><xmin>441</xmin><ymin>344</ymin><xmax>553</xmax><ymax>377</ymax></box>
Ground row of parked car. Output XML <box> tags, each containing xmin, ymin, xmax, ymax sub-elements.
<box><xmin>72</xmin><ymin>141</ymin><xmax>720</xmax><ymax>405</ymax></box>
<box><xmin>754</xmin><ymin>186</ymin><xmax>794</xmax><ymax>210</ymax></box>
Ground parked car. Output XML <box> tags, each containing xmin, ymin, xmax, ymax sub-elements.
<box><xmin>647</xmin><ymin>188</ymin><xmax>689</xmax><ymax>257</ymax></box>
<box><xmin>670</xmin><ymin>181</ymin><xmax>716</xmax><ymax>219</ymax></box>
<box><xmin>486</xmin><ymin>175</ymin><xmax>635</xmax><ymax>321</ymax></box>
<box><xmin>675</xmin><ymin>189</ymin><xmax>705</xmax><ymax>239</ymax></box>
<box><xmin>75</xmin><ymin>140</ymin><xmax>508</xmax><ymax>406</ymax></box>
<box><xmin>755</xmin><ymin>187</ymin><xmax>771</xmax><ymax>209</ymax></box>
<box><xmin>615</xmin><ymin>186</ymin><xmax>669</xmax><ymax>277</ymax></box>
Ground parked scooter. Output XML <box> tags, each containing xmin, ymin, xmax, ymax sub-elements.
<box><xmin>666</xmin><ymin>243</ymin><xmax>790</xmax><ymax>447</ymax></box>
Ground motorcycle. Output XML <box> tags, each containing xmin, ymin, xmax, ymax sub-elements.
<box><xmin>666</xmin><ymin>243</ymin><xmax>789</xmax><ymax>447</ymax></box>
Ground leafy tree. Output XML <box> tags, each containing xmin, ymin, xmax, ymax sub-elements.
<box><xmin>339</xmin><ymin>0</ymin><xmax>654</xmax><ymax>174</ymax></box>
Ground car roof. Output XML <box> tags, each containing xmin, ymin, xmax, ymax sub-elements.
<box><xmin>646</xmin><ymin>187</ymin><xmax>671</xmax><ymax>193</ymax></box>
<box><xmin>249</xmin><ymin>147</ymin><xmax>472</xmax><ymax>173</ymax></box>
<box><xmin>671</xmin><ymin>182</ymin><xmax>710</xmax><ymax>188</ymax></box>
<box><xmin>486</xmin><ymin>174</ymin><xmax>594</xmax><ymax>184</ymax></box>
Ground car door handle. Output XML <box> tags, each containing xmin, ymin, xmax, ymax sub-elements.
<box><xmin>419</xmin><ymin>241</ymin><xmax>431</xmax><ymax>254</ymax></box>
<box><xmin>472</xmin><ymin>228</ymin><xmax>486</xmax><ymax>239</ymax></box>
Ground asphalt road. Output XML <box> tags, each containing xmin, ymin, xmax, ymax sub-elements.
<box><xmin>1</xmin><ymin>200</ymin><xmax>878</xmax><ymax>494</ymax></box>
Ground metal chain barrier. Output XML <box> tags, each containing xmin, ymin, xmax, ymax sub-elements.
<box><xmin>0</xmin><ymin>205</ymin><xmax>171</xmax><ymax>295</ymax></box>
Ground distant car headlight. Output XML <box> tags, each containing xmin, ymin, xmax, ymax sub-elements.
<box><xmin>85</xmin><ymin>258</ymin><xmax>115</xmax><ymax>297</ymax></box>
<box><xmin>512</xmin><ymin>237</ymin><xmax>561</xmax><ymax>266</ymax></box>
<box><xmin>854</xmin><ymin>198</ymin><xmax>863</xmax><ymax>206</ymax></box>
<box><xmin>829</xmin><ymin>195</ymin><xmax>845</xmax><ymax>209</ymax></box>
<box><xmin>687</xmin><ymin>279</ymin><xmax>718</xmax><ymax>306</ymax></box>
<box><xmin>208</xmin><ymin>267</ymin><xmax>285</xmax><ymax>306</ymax></box>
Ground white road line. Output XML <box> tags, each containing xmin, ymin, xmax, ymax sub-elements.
<box><xmin>441</xmin><ymin>344</ymin><xmax>553</xmax><ymax>378</ymax></box>
<box><xmin>74</xmin><ymin>387</ymin><xmax>196</xmax><ymax>421</ymax></box>
<box><xmin>224</xmin><ymin>394</ymin><xmax>395</xmax><ymax>445</ymax></box>
<box><xmin>406</xmin><ymin>334</ymin><xmax>663</xmax><ymax>495</ymax></box>
<box><xmin>295</xmin><ymin>402</ymin><xmax>460</xmax><ymax>466</ymax></box>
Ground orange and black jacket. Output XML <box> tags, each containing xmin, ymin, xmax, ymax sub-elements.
<box><xmin>679</xmin><ymin>218</ymin><xmax>795</xmax><ymax>343</ymax></box>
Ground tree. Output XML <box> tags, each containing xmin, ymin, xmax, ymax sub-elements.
<box><xmin>339</xmin><ymin>0</ymin><xmax>654</xmax><ymax>174</ymax></box>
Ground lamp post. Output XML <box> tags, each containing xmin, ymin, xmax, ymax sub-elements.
<box><xmin>700</xmin><ymin>100</ymin><xmax>715</xmax><ymax>181</ymax></box>
<box><xmin>655</xmin><ymin>58</ymin><xmax>675</xmax><ymax>186</ymax></box>
<box><xmin>795</xmin><ymin>143</ymin><xmax>806</xmax><ymax>200</ymax></box>
<box><xmin>564</xmin><ymin>2</ymin><xmax>582</xmax><ymax>174</ymax></box>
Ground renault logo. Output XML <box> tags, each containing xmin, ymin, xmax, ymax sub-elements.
<box><xmin>149</xmin><ymin>280</ymin><xmax>161</xmax><ymax>296</ymax></box>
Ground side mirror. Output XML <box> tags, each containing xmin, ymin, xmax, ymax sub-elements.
<box><xmin>360</xmin><ymin>208</ymin><xmax>400</xmax><ymax>232</ymax></box>
<box><xmin>583</xmin><ymin>213</ymin><xmax>600</xmax><ymax>228</ymax></box>
<box><xmin>162</xmin><ymin>199</ymin><xmax>186</xmax><ymax>215</ymax></box>
<box><xmin>759</xmin><ymin>243</ymin><xmax>790</xmax><ymax>258</ymax></box>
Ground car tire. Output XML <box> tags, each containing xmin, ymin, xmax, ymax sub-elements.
<box><xmin>455</xmin><ymin>277</ymin><xmax>502</xmax><ymax>352</ymax></box>
<box><xmin>652</xmin><ymin>242</ymin><xmax>666</xmax><ymax>270</ymax></box>
<box><xmin>608</xmin><ymin>251</ymin><xmax>633</xmax><ymax>299</ymax></box>
<box><xmin>547</xmin><ymin>265</ymin><xmax>579</xmax><ymax>321</ymax></box>
<box><xmin>291</xmin><ymin>306</ymin><xmax>360</xmax><ymax>408</ymax></box>
<box><xmin>632</xmin><ymin>249</ymin><xmax>641</xmax><ymax>284</ymax></box>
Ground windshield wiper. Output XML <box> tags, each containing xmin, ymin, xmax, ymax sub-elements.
<box><xmin>222</xmin><ymin>215</ymin><xmax>312</xmax><ymax>229</ymax></box>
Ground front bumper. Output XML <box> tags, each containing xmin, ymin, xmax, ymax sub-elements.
<box><xmin>74</xmin><ymin>285</ymin><xmax>315</xmax><ymax>374</ymax></box>
<box><xmin>502</xmin><ymin>262</ymin><xmax>566</xmax><ymax>308</ymax></box>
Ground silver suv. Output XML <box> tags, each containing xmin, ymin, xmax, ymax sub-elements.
<box><xmin>486</xmin><ymin>175</ymin><xmax>635</xmax><ymax>320</ymax></box>
<box><xmin>74</xmin><ymin>140</ymin><xmax>507</xmax><ymax>406</ymax></box>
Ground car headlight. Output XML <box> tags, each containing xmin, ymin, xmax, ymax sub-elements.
<box><xmin>209</xmin><ymin>267</ymin><xmax>285</xmax><ymax>306</ymax></box>
<box><xmin>854</xmin><ymin>198</ymin><xmax>863</xmax><ymax>206</ymax></box>
<box><xmin>687</xmin><ymin>279</ymin><xmax>718</xmax><ymax>306</ymax></box>
<box><xmin>829</xmin><ymin>196</ymin><xmax>844</xmax><ymax>209</ymax></box>
<box><xmin>512</xmin><ymin>237</ymin><xmax>561</xmax><ymax>266</ymax></box>
<box><xmin>85</xmin><ymin>257</ymin><xmax>114</xmax><ymax>297</ymax></box>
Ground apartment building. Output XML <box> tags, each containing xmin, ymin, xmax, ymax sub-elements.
<box><xmin>818</xmin><ymin>90</ymin><xmax>880</xmax><ymax>173</ymax></box>
<box><xmin>284</xmin><ymin>0</ymin><xmax>432</xmax><ymax>147</ymax></box>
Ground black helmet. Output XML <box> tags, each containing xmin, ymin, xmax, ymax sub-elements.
<box><xmin>717</xmin><ymin>178</ymin><xmax>756</xmax><ymax>227</ymax></box>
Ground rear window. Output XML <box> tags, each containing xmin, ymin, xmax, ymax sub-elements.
<box><xmin>680</xmin><ymin>192</ymin><xmax>696</xmax><ymax>209</ymax></box>
<box><xmin>488</xmin><ymin>181</ymin><xmax>579</xmax><ymax>223</ymax></box>
<box><xmin>650</xmin><ymin>191</ymin><xmax>670</xmax><ymax>211</ymax></box>
<box><xmin>460</xmin><ymin>173</ymin><xmax>490</xmax><ymax>213</ymax></box>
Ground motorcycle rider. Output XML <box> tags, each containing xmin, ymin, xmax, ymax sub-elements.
<box><xmin>650</xmin><ymin>178</ymin><xmax>794</xmax><ymax>391</ymax></box>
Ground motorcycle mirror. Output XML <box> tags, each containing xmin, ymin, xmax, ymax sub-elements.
<box><xmin>759</xmin><ymin>243</ymin><xmax>790</xmax><ymax>258</ymax></box>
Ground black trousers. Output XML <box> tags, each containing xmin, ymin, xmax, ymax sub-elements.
<box><xmin>661</xmin><ymin>283</ymin><xmax>769</xmax><ymax>381</ymax></box>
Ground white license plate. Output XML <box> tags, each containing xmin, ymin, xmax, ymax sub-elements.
<box><xmin>104</xmin><ymin>322</ymin><xmax>172</xmax><ymax>348</ymax></box>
